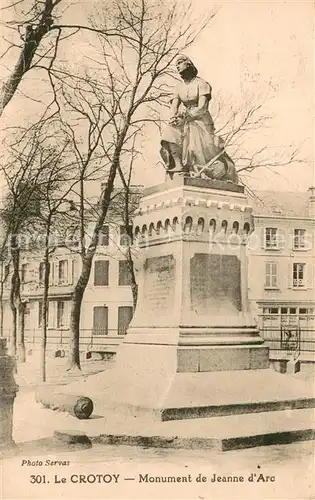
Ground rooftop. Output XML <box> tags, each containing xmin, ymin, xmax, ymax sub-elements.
<box><xmin>248</xmin><ymin>190</ymin><xmax>312</xmax><ymax>218</ymax></box>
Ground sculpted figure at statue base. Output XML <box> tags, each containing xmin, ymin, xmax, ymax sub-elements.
<box><xmin>160</xmin><ymin>55</ymin><xmax>238</xmax><ymax>183</ymax></box>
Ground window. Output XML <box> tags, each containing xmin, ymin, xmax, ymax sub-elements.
<box><xmin>99</xmin><ymin>225</ymin><xmax>109</xmax><ymax>246</ymax></box>
<box><xmin>118</xmin><ymin>306</ymin><xmax>133</xmax><ymax>335</ymax></box>
<box><xmin>265</xmin><ymin>228</ymin><xmax>278</xmax><ymax>249</ymax></box>
<box><xmin>263</xmin><ymin>307</ymin><xmax>279</xmax><ymax>314</ymax></box>
<box><xmin>58</xmin><ymin>260</ymin><xmax>68</xmax><ymax>284</ymax></box>
<box><xmin>57</xmin><ymin>301</ymin><xmax>66</xmax><ymax>328</ymax></box>
<box><xmin>299</xmin><ymin>307</ymin><xmax>314</xmax><ymax>314</ymax></box>
<box><xmin>265</xmin><ymin>262</ymin><xmax>278</xmax><ymax>288</ymax></box>
<box><xmin>21</xmin><ymin>264</ymin><xmax>28</xmax><ymax>284</ymax></box>
<box><xmin>270</xmin><ymin>307</ymin><xmax>278</xmax><ymax>314</ymax></box>
<box><xmin>293</xmin><ymin>229</ymin><xmax>306</xmax><ymax>249</ymax></box>
<box><xmin>118</xmin><ymin>260</ymin><xmax>132</xmax><ymax>286</ymax></box>
<box><xmin>39</xmin><ymin>262</ymin><xmax>45</xmax><ymax>285</ymax></box>
<box><xmin>120</xmin><ymin>225</ymin><xmax>132</xmax><ymax>247</ymax></box>
<box><xmin>67</xmin><ymin>233</ymin><xmax>79</xmax><ymax>249</ymax></box>
<box><xmin>93</xmin><ymin>306</ymin><xmax>108</xmax><ymax>335</ymax></box>
<box><xmin>293</xmin><ymin>263</ymin><xmax>306</xmax><ymax>288</ymax></box>
<box><xmin>94</xmin><ymin>260</ymin><xmax>109</xmax><ymax>286</ymax></box>
<box><xmin>261</xmin><ymin>307</ymin><xmax>279</xmax><ymax>324</ymax></box>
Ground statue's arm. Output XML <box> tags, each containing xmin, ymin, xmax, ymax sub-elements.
<box><xmin>170</xmin><ymin>96</ymin><xmax>181</xmax><ymax>118</ymax></box>
<box><xmin>185</xmin><ymin>95</ymin><xmax>209</xmax><ymax>121</ymax></box>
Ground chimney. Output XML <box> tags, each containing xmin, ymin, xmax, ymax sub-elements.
<box><xmin>308</xmin><ymin>186</ymin><xmax>315</xmax><ymax>217</ymax></box>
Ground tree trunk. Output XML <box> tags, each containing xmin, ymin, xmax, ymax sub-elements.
<box><xmin>0</xmin><ymin>1</ymin><xmax>59</xmax><ymax>117</ymax></box>
<box><xmin>127</xmin><ymin>247</ymin><xmax>138</xmax><ymax>312</ymax></box>
<box><xmin>9</xmin><ymin>239</ymin><xmax>20</xmax><ymax>357</ymax></box>
<box><xmin>35</xmin><ymin>390</ymin><xmax>94</xmax><ymax>419</ymax></box>
<box><xmin>40</xmin><ymin>233</ymin><xmax>51</xmax><ymax>383</ymax></box>
<box><xmin>9</xmin><ymin>298</ymin><xmax>17</xmax><ymax>357</ymax></box>
<box><xmin>67</xmin><ymin>262</ymin><xmax>92</xmax><ymax>372</ymax></box>
<box><xmin>67</xmin><ymin>148</ymin><xmax>121</xmax><ymax>370</ymax></box>
<box><xmin>0</xmin><ymin>263</ymin><xmax>4</xmax><ymax>337</ymax></box>
<box><xmin>17</xmin><ymin>301</ymin><xmax>26</xmax><ymax>362</ymax></box>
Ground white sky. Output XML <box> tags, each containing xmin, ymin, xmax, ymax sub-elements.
<box><xmin>142</xmin><ymin>0</ymin><xmax>315</xmax><ymax>192</ymax></box>
<box><xmin>0</xmin><ymin>0</ymin><xmax>314</xmax><ymax>194</ymax></box>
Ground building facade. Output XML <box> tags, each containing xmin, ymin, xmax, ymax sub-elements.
<box><xmin>1</xmin><ymin>222</ymin><xmax>135</xmax><ymax>358</ymax></box>
<box><xmin>248</xmin><ymin>187</ymin><xmax>315</xmax><ymax>364</ymax></box>
<box><xmin>1</xmin><ymin>187</ymin><xmax>314</xmax><ymax>364</ymax></box>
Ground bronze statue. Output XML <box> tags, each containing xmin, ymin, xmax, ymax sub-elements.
<box><xmin>160</xmin><ymin>55</ymin><xmax>238</xmax><ymax>183</ymax></box>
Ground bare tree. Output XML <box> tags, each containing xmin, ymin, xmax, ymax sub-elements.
<box><xmin>1</xmin><ymin>0</ymin><xmax>208</xmax><ymax>117</ymax></box>
<box><xmin>211</xmin><ymin>96</ymin><xmax>304</xmax><ymax>184</ymax></box>
<box><xmin>0</xmin><ymin>0</ymin><xmax>64</xmax><ymax>116</ymax></box>
<box><xmin>110</xmin><ymin>147</ymin><xmax>143</xmax><ymax>311</ymax></box>
<box><xmin>1</xmin><ymin>177</ymin><xmax>43</xmax><ymax>359</ymax></box>
<box><xmin>43</xmin><ymin>0</ymin><xmax>214</xmax><ymax>371</ymax></box>
<box><xmin>0</xmin><ymin>118</ymin><xmax>77</xmax><ymax>374</ymax></box>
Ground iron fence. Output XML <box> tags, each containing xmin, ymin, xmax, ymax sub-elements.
<box><xmin>1</xmin><ymin>327</ymin><xmax>125</xmax><ymax>353</ymax></box>
<box><xmin>258</xmin><ymin>314</ymin><xmax>315</xmax><ymax>356</ymax></box>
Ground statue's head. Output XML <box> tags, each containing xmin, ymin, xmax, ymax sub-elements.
<box><xmin>176</xmin><ymin>55</ymin><xmax>198</xmax><ymax>80</ymax></box>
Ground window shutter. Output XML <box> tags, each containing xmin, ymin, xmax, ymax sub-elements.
<box><xmin>93</xmin><ymin>306</ymin><xmax>108</xmax><ymax>335</ymax></box>
<box><xmin>48</xmin><ymin>301</ymin><xmax>55</xmax><ymax>328</ymax></box>
<box><xmin>94</xmin><ymin>261</ymin><xmax>109</xmax><ymax>286</ymax></box>
<box><xmin>305</xmin><ymin>230</ymin><xmax>312</xmax><ymax>251</ymax></box>
<box><xmin>64</xmin><ymin>301</ymin><xmax>69</xmax><ymax>327</ymax></box>
<box><xmin>306</xmin><ymin>263</ymin><xmax>314</xmax><ymax>289</ymax></box>
<box><xmin>291</xmin><ymin>228</ymin><xmax>295</xmax><ymax>250</ymax></box>
<box><xmin>287</xmin><ymin>261</ymin><xmax>293</xmax><ymax>289</ymax></box>
<box><xmin>272</xmin><ymin>262</ymin><xmax>278</xmax><ymax>287</ymax></box>
<box><xmin>265</xmin><ymin>262</ymin><xmax>270</xmax><ymax>287</ymax></box>
<box><xmin>118</xmin><ymin>306</ymin><xmax>133</xmax><ymax>335</ymax></box>
<box><xmin>69</xmin><ymin>260</ymin><xmax>75</xmax><ymax>285</ymax></box>
<box><xmin>65</xmin><ymin>260</ymin><xmax>69</xmax><ymax>283</ymax></box>
<box><xmin>51</xmin><ymin>262</ymin><xmax>55</xmax><ymax>286</ymax></box>
<box><xmin>277</xmin><ymin>228</ymin><xmax>285</xmax><ymax>249</ymax></box>
<box><xmin>261</xmin><ymin>227</ymin><xmax>265</xmax><ymax>248</ymax></box>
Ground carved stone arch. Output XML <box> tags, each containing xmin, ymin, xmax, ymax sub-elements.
<box><xmin>183</xmin><ymin>216</ymin><xmax>193</xmax><ymax>234</ymax></box>
<box><xmin>165</xmin><ymin>218</ymin><xmax>171</xmax><ymax>233</ymax></box>
<box><xmin>232</xmin><ymin>221</ymin><xmax>239</xmax><ymax>234</ymax></box>
<box><xmin>209</xmin><ymin>218</ymin><xmax>216</xmax><ymax>234</ymax></box>
<box><xmin>197</xmin><ymin>217</ymin><xmax>205</xmax><ymax>235</ymax></box>
<box><xmin>243</xmin><ymin>222</ymin><xmax>250</xmax><ymax>235</ymax></box>
<box><xmin>156</xmin><ymin>221</ymin><xmax>163</xmax><ymax>235</ymax></box>
<box><xmin>172</xmin><ymin>216</ymin><xmax>179</xmax><ymax>231</ymax></box>
<box><xmin>221</xmin><ymin>220</ymin><xmax>228</xmax><ymax>233</ymax></box>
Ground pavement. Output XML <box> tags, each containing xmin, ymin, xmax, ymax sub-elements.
<box><xmin>1</xmin><ymin>357</ymin><xmax>314</xmax><ymax>499</ymax></box>
<box><xmin>10</xmin><ymin>357</ymin><xmax>315</xmax><ymax>451</ymax></box>
<box><xmin>14</xmin><ymin>355</ymin><xmax>114</xmax><ymax>391</ymax></box>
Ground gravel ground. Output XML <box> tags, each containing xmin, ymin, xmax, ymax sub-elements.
<box><xmin>2</xmin><ymin>357</ymin><xmax>314</xmax><ymax>500</ymax></box>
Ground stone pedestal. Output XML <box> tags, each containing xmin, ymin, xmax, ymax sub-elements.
<box><xmin>0</xmin><ymin>338</ymin><xmax>18</xmax><ymax>450</ymax></box>
<box><xmin>128</xmin><ymin>177</ymin><xmax>267</xmax><ymax>362</ymax></box>
<box><xmin>103</xmin><ymin>177</ymin><xmax>272</xmax><ymax>416</ymax></box>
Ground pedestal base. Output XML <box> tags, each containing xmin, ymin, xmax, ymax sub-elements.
<box><xmin>178</xmin><ymin>346</ymin><xmax>269</xmax><ymax>372</ymax></box>
<box><xmin>97</xmin><ymin>341</ymin><xmax>314</xmax><ymax>421</ymax></box>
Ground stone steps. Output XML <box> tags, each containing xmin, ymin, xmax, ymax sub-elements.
<box><xmin>90</xmin><ymin>407</ymin><xmax>315</xmax><ymax>452</ymax></box>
